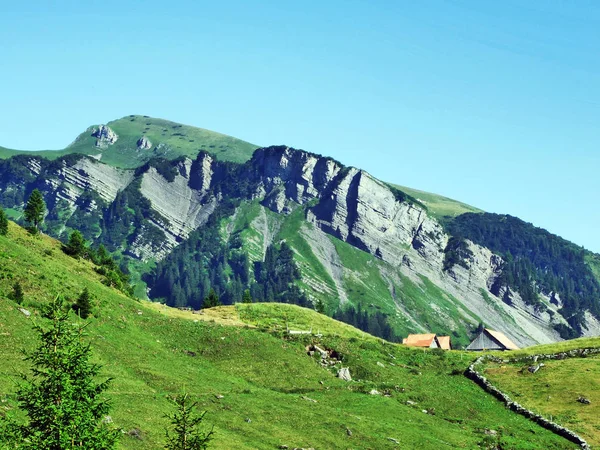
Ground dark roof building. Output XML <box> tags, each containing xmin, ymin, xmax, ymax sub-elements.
<box><xmin>466</xmin><ymin>328</ymin><xmax>519</xmax><ymax>351</ymax></box>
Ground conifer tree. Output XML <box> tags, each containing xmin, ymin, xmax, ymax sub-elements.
<box><xmin>164</xmin><ymin>393</ymin><xmax>213</xmax><ymax>450</ymax></box>
<box><xmin>65</xmin><ymin>230</ymin><xmax>87</xmax><ymax>259</ymax></box>
<box><xmin>0</xmin><ymin>207</ymin><xmax>8</xmax><ymax>236</ymax></box>
<box><xmin>0</xmin><ymin>296</ymin><xmax>119</xmax><ymax>449</ymax></box>
<box><xmin>202</xmin><ymin>289</ymin><xmax>221</xmax><ymax>309</ymax></box>
<box><xmin>73</xmin><ymin>287</ymin><xmax>93</xmax><ymax>319</ymax></box>
<box><xmin>10</xmin><ymin>281</ymin><xmax>25</xmax><ymax>305</ymax></box>
<box><xmin>242</xmin><ymin>289</ymin><xmax>252</xmax><ymax>304</ymax></box>
<box><xmin>23</xmin><ymin>189</ymin><xmax>46</xmax><ymax>234</ymax></box>
<box><xmin>315</xmin><ymin>298</ymin><xmax>325</xmax><ymax>314</ymax></box>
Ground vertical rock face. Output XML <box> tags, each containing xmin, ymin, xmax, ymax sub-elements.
<box><xmin>91</xmin><ymin>125</ymin><xmax>118</xmax><ymax>148</ymax></box>
<box><xmin>252</xmin><ymin>146</ymin><xmax>342</xmax><ymax>207</ymax></box>
<box><xmin>312</xmin><ymin>168</ymin><xmax>447</xmax><ymax>266</ymax></box>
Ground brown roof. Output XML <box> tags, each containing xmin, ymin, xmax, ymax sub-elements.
<box><xmin>403</xmin><ymin>333</ymin><xmax>437</xmax><ymax>348</ymax></box>
<box><xmin>436</xmin><ymin>336</ymin><xmax>451</xmax><ymax>350</ymax></box>
<box><xmin>485</xmin><ymin>328</ymin><xmax>519</xmax><ymax>350</ymax></box>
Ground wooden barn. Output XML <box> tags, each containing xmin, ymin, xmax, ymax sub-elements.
<box><xmin>466</xmin><ymin>328</ymin><xmax>519</xmax><ymax>351</ymax></box>
<box><xmin>403</xmin><ymin>334</ymin><xmax>452</xmax><ymax>350</ymax></box>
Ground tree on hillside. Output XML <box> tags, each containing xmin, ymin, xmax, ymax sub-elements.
<box><xmin>23</xmin><ymin>189</ymin><xmax>46</xmax><ymax>234</ymax></box>
<box><xmin>0</xmin><ymin>296</ymin><xmax>120</xmax><ymax>449</ymax></box>
<box><xmin>242</xmin><ymin>289</ymin><xmax>252</xmax><ymax>304</ymax></box>
<box><xmin>64</xmin><ymin>230</ymin><xmax>88</xmax><ymax>259</ymax></box>
<box><xmin>10</xmin><ymin>281</ymin><xmax>25</xmax><ymax>305</ymax></box>
<box><xmin>73</xmin><ymin>287</ymin><xmax>93</xmax><ymax>319</ymax></box>
<box><xmin>164</xmin><ymin>393</ymin><xmax>213</xmax><ymax>450</ymax></box>
<box><xmin>202</xmin><ymin>289</ymin><xmax>221</xmax><ymax>309</ymax></box>
<box><xmin>0</xmin><ymin>207</ymin><xmax>8</xmax><ymax>236</ymax></box>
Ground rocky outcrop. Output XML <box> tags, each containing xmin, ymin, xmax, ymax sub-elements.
<box><xmin>252</xmin><ymin>146</ymin><xmax>342</xmax><ymax>208</ymax></box>
<box><xmin>137</xmin><ymin>136</ymin><xmax>152</xmax><ymax>150</ymax></box>
<box><xmin>56</xmin><ymin>158</ymin><xmax>134</xmax><ymax>203</ymax></box>
<box><xmin>91</xmin><ymin>125</ymin><xmax>118</xmax><ymax>148</ymax></box>
<box><xmin>138</xmin><ymin>157</ymin><xmax>217</xmax><ymax>253</ymax></box>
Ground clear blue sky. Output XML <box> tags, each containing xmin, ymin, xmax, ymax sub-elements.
<box><xmin>1</xmin><ymin>1</ymin><xmax>599</xmax><ymax>252</ymax></box>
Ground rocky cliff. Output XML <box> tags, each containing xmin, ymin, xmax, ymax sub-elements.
<box><xmin>0</xmin><ymin>144</ymin><xmax>598</xmax><ymax>346</ymax></box>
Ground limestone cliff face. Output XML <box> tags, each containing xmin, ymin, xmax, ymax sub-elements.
<box><xmin>137</xmin><ymin>156</ymin><xmax>217</xmax><ymax>255</ymax></box>
<box><xmin>0</xmin><ymin>145</ymin><xmax>590</xmax><ymax>344</ymax></box>
<box><xmin>252</xmin><ymin>146</ymin><xmax>342</xmax><ymax>209</ymax></box>
<box><xmin>56</xmin><ymin>158</ymin><xmax>134</xmax><ymax>203</ymax></box>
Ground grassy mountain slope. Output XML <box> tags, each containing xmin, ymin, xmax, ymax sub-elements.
<box><xmin>0</xmin><ymin>221</ymin><xmax>578</xmax><ymax>449</ymax></box>
<box><xmin>0</xmin><ymin>115</ymin><xmax>258</xmax><ymax>167</ymax></box>
<box><xmin>483</xmin><ymin>338</ymin><xmax>600</xmax><ymax>447</ymax></box>
<box><xmin>391</xmin><ymin>184</ymin><xmax>482</xmax><ymax>220</ymax></box>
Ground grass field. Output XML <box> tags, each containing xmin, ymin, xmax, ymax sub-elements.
<box><xmin>0</xmin><ymin>221</ymin><xmax>584</xmax><ymax>449</ymax></box>
<box><xmin>484</xmin><ymin>346</ymin><xmax>600</xmax><ymax>447</ymax></box>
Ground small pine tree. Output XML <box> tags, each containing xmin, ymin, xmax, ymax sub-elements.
<box><xmin>202</xmin><ymin>289</ymin><xmax>221</xmax><ymax>309</ymax></box>
<box><xmin>0</xmin><ymin>296</ymin><xmax>119</xmax><ymax>449</ymax></box>
<box><xmin>11</xmin><ymin>281</ymin><xmax>24</xmax><ymax>305</ymax></box>
<box><xmin>0</xmin><ymin>207</ymin><xmax>8</xmax><ymax>236</ymax></box>
<box><xmin>242</xmin><ymin>289</ymin><xmax>252</xmax><ymax>304</ymax></box>
<box><xmin>315</xmin><ymin>298</ymin><xmax>325</xmax><ymax>314</ymax></box>
<box><xmin>164</xmin><ymin>393</ymin><xmax>213</xmax><ymax>450</ymax></box>
<box><xmin>96</xmin><ymin>244</ymin><xmax>111</xmax><ymax>265</ymax></box>
<box><xmin>73</xmin><ymin>287</ymin><xmax>93</xmax><ymax>319</ymax></box>
<box><xmin>23</xmin><ymin>189</ymin><xmax>46</xmax><ymax>234</ymax></box>
<box><xmin>65</xmin><ymin>230</ymin><xmax>87</xmax><ymax>259</ymax></box>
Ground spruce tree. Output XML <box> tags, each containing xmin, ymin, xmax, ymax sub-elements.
<box><xmin>164</xmin><ymin>393</ymin><xmax>213</xmax><ymax>450</ymax></box>
<box><xmin>65</xmin><ymin>230</ymin><xmax>87</xmax><ymax>259</ymax></box>
<box><xmin>242</xmin><ymin>289</ymin><xmax>252</xmax><ymax>304</ymax></box>
<box><xmin>0</xmin><ymin>296</ymin><xmax>119</xmax><ymax>449</ymax></box>
<box><xmin>315</xmin><ymin>298</ymin><xmax>325</xmax><ymax>314</ymax></box>
<box><xmin>10</xmin><ymin>281</ymin><xmax>25</xmax><ymax>305</ymax></box>
<box><xmin>0</xmin><ymin>207</ymin><xmax>8</xmax><ymax>236</ymax></box>
<box><xmin>73</xmin><ymin>287</ymin><xmax>93</xmax><ymax>319</ymax></box>
<box><xmin>23</xmin><ymin>189</ymin><xmax>46</xmax><ymax>234</ymax></box>
<box><xmin>202</xmin><ymin>289</ymin><xmax>221</xmax><ymax>309</ymax></box>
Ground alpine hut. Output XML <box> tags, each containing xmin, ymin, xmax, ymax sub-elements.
<box><xmin>403</xmin><ymin>334</ymin><xmax>439</xmax><ymax>348</ymax></box>
<box><xmin>466</xmin><ymin>328</ymin><xmax>519</xmax><ymax>351</ymax></box>
<box><xmin>403</xmin><ymin>334</ymin><xmax>452</xmax><ymax>349</ymax></box>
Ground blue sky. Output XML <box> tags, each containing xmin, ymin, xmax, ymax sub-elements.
<box><xmin>1</xmin><ymin>1</ymin><xmax>599</xmax><ymax>251</ymax></box>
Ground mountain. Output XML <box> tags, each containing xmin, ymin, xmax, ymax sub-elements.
<box><xmin>1</xmin><ymin>117</ymin><xmax>599</xmax><ymax>348</ymax></box>
<box><xmin>0</xmin><ymin>221</ymin><xmax>586</xmax><ymax>449</ymax></box>
<box><xmin>0</xmin><ymin>115</ymin><xmax>258</xmax><ymax>167</ymax></box>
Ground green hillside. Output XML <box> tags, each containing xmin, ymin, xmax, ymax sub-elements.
<box><xmin>390</xmin><ymin>184</ymin><xmax>482</xmax><ymax>220</ymax></box>
<box><xmin>0</xmin><ymin>115</ymin><xmax>258</xmax><ymax>168</ymax></box>
<box><xmin>0</xmin><ymin>221</ymin><xmax>579</xmax><ymax>449</ymax></box>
